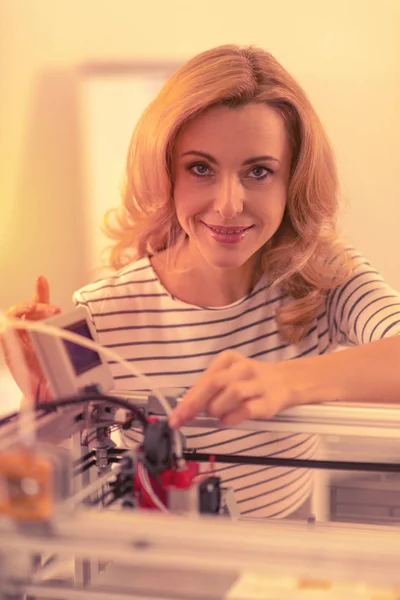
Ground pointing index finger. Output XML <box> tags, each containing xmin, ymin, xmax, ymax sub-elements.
<box><xmin>33</xmin><ymin>276</ymin><xmax>50</xmax><ymax>304</ymax></box>
<box><xmin>169</xmin><ymin>352</ymin><xmax>242</xmax><ymax>428</ymax></box>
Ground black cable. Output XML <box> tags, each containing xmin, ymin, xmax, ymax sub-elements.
<box><xmin>79</xmin><ymin>447</ymin><xmax>400</xmax><ymax>475</ymax></box>
<box><xmin>35</xmin><ymin>392</ymin><xmax>148</xmax><ymax>429</ymax></box>
<box><xmin>102</xmin><ymin>496</ymin><xmax>119</xmax><ymax>508</ymax></box>
<box><xmin>73</xmin><ymin>455</ymin><xmax>125</xmax><ymax>479</ymax></box>
<box><xmin>0</xmin><ymin>410</ymin><xmax>19</xmax><ymax>427</ymax></box>
<box><xmin>87</xmin><ymin>469</ymin><xmax>133</xmax><ymax>507</ymax></box>
<box><xmin>0</xmin><ymin>408</ymin><xmax>49</xmax><ymax>427</ymax></box>
<box><xmin>73</xmin><ymin>460</ymin><xmax>97</xmax><ymax>476</ymax></box>
<box><xmin>72</xmin><ymin>450</ymin><xmax>96</xmax><ymax>467</ymax></box>
<box><xmin>0</xmin><ymin>380</ymin><xmax>47</xmax><ymax>427</ymax></box>
<box><xmin>87</xmin><ymin>487</ymin><xmax>115</xmax><ymax>506</ymax></box>
<box><xmin>73</xmin><ymin>454</ymin><xmax>123</xmax><ymax>476</ymax></box>
<box><xmin>184</xmin><ymin>451</ymin><xmax>400</xmax><ymax>474</ymax></box>
<box><xmin>0</xmin><ymin>393</ymin><xmax>147</xmax><ymax>431</ymax></box>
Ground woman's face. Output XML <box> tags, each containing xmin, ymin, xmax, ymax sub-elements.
<box><xmin>172</xmin><ymin>103</ymin><xmax>292</xmax><ymax>272</ymax></box>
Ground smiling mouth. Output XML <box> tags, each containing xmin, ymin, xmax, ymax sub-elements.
<box><xmin>201</xmin><ymin>222</ymin><xmax>254</xmax><ymax>245</ymax></box>
<box><xmin>204</xmin><ymin>224</ymin><xmax>254</xmax><ymax>233</ymax></box>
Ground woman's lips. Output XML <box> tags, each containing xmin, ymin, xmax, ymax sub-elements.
<box><xmin>202</xmin><ymin>222</ymin><xmax>254</xmax><ymax>244</ymax></box>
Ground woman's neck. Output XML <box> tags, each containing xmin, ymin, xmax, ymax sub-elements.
<box><xmin>151</xmin><ymin>244</ymin><xmax>261</xmax><ymax>307</ymax></box>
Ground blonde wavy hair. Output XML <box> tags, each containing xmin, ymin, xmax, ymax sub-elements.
<box><xmin>104</xmin><ymin>44</ymin><xmax>351</xmax><ymax>343</ymax></box>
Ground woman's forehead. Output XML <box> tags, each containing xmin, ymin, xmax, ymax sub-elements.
<box><xmin>174</xmin><ymin>103</ymin><xmax>291</xmax><ymax>165</ymax></box>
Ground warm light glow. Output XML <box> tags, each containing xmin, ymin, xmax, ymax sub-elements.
<box><xmin>1</xmin><ymin>0</ymin><xmax>399</xmax><ymax>314</ymax></box>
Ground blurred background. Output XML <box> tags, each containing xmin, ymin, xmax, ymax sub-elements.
<box><xmin>0</xmin><ymin>0</ymin><xmax>399</xmax><ymax>411</ymax></box>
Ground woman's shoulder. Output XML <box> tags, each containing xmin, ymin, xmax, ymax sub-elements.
<box><xmin>72</xmin><ymin>257</ymin><xmax>157</xmax><ymax>304</ymax></box>
<box><xmin>329</xmin><ymin>244</ymin><xmax>385</xmax><ymax>291</ymax></box>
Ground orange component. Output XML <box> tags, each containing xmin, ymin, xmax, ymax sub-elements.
<box><xmin>0</xmin><ymin>449</ymin><xmax>53</xmax><ymax>520</ymax></box>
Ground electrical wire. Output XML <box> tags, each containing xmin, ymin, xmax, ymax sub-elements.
<box><xmin>0</xmin><ymin>407</ymin><xmax>49</xmax><ymax>427</ymax></box>
<box><xmin>82</xmin><ymin>424</ymin><xmax>121</xmax><ymax>447</ymax></box>
<box><xmin>73</xmin><ymin>460</ymin><xmax>97</xmax><ymax>476</ymax></box>
<box><xmin>0</xmin><ymin>313</ymin><xmax>181</xmax><ymax>516</ymax></box>
<box><xmin>0</xmin><ymin>410</ymin><xmax>20</xmax><ymax>427</ymax></box>
<box><xmin>137</xmin><ymin>460</ymin><xmax>168</xmax><ymax>513</ymax></box>
<box><xmin>0</xmin><ymin>314</ymin><xmax>184</xmax><ymax>461</ymax></box>
<box><xmin>72</xmin><ymin>450</ymin><xmax>95</xmax><ymax>467</ymax></box>
<box><xmin>183</xmin><ymin>451</ymin><xmax>400</xmax><ymax>474</ymax></box>
<box><xmin>36</xmin><ymin>393</ymin><xmax>149</xmax><ymax>429</ymax></box>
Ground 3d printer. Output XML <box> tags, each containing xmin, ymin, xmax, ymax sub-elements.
<box><xmin>1</xmin><ymin>307</ymin><xmax>400</xmax><ymax>599</ymax></box>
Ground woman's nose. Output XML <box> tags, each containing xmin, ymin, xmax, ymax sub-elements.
<box><xmin>212</xmin><ymin>177</ymin><xmax>244</xmax><ymax>218</ymax></box>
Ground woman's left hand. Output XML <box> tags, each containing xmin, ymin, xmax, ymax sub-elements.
<box><xmin>168</xmin><ymin>350</ymin><xmax>296</xmax><ymax>428</ymax></box>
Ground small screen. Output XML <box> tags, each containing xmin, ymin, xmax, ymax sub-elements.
<box><xmin>63</xmin><ymin>320</ymin><xmax>102</xmax><ymax>376</ymax></box>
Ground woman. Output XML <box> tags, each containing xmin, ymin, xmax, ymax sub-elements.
<box><xmin>6</xmin><ymin>44</ymin><xmax>400</xmax><ymax>519</ymax></box>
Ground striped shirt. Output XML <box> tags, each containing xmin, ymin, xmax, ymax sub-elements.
<box><xmin>73</xmin><ymin>248</ymin><xmax>400</xmax><ymax>519</ymax></box>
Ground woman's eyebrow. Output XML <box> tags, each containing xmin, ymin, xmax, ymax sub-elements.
<box><xmin>181</xmin><ymin>150</ymin><xmax>281</xmax><ymax>165</ymax></box>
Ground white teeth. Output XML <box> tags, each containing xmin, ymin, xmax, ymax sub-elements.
<box><xmin>212</xmin><ymin>227</ymin><xmax>247</xmax><ymax>234</ymax></box>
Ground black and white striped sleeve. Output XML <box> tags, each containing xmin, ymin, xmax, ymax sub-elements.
<box><xmin>72</xmin><ymin>288</ymin><xmax>89</xmax><ymax>308</ymax></box>
<box><xmin>326</xmin><ymin>249</ymin><xmax>400</xmax><ymax>346</ymax></box>
<box><xmin>72</xmin><ymin>289</ymin><xmax>97</xmax><ymax>329</ymax></box>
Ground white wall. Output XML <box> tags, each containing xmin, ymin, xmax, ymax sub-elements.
<box><xmin>1</xmin><ymin>0</ymin><xmax>399</xmax><ymax>311</ymax></box>
<box><xmin>79</xmin><ymin>70</ymin><xmax>176</xmax><ymax>276</ymax></box>
<box><xmin>0</xmin><ymin>0</ymin><xmax>399</xmax><ymax>410</ymax></box>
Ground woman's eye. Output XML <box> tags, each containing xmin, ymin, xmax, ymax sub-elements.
<box><xmin>189</xmin><ymin>163</ymin><xmax>211</xmax><ymax>176</ymax></box>
<box><xmin>248</xmin><ymin>166</ymin><xmax>270</xmax><ymax>179</ymax></box>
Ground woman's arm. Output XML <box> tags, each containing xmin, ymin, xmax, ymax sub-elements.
<box><xmin>285</xmin><ymin>335</ymin><xmax>400</xmax><ymax>406</ymax></box>
<box><xmin>169</xmin><ymin>249</ymin><xmax>400</xmax><ymax>428</ymax></box>
<box><xmin>168</xmin><ymin>338</ymin><xmax>400</xmax><ymax>428</ymax></box>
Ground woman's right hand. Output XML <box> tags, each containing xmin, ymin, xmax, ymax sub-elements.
<box><xmin>1</xmin><ymin>276</ymin><xmax>61</xmax><ymax>402</ymax></box>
